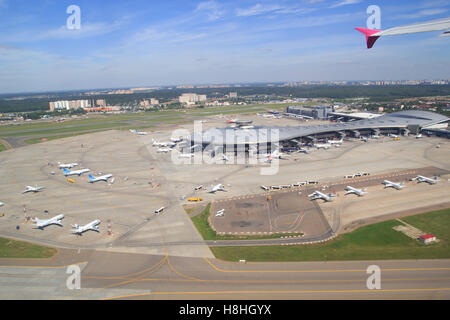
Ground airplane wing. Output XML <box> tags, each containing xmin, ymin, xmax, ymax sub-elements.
<box><xmin>356</xmin><ymin>17</ymin><xmax>450</xmax><ymax>48</ymax></box>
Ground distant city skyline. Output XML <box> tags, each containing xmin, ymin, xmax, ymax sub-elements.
<box><xmin>0</xmin><ymin>0</ymin><xmax>449</xmax><ymax>94</ymax></box>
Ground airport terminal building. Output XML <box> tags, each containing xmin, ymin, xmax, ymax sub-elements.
<box><xmin>189</xmin><ymin>110</ymin><xmax>449</xmax><ymax>153</ymax></box>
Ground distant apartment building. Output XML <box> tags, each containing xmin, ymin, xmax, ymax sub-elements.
<box><xmin>96</xmin><ymin>99</ymin><xmax>106</xmax><ymax>107</ymax></box>
<box><xmin>229</xmin><ymin>92</ymin><xmax>238</xmax><ymax>99</ymax></box>
<box><xmin>150</xmin><ymin>98</ymin><xmax>159</xmax><ymax>105</ymax></box>
<box><xmin>49</xmin><ymin>100</ymin><xmax>91</xmax><ymax>111</ymax></box>
<box><xmin>179</xmin><ymin>93</ymin><xmax>207</xmax><ymax>105</ymax></box>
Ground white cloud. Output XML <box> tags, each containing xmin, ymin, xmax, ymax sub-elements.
<box><xmin>236</xmin><ymin>4</ymin><xmax>283</xmax><ymax>17</ymax></box>
<box><xmin>329</xmin><ymin>0</ymin><xmax>361</xmax><ymax>9</ymax></box>
<box><xmin>195</xmin><ymin>1</ymin><xmax>225</xmax><ymax>21</ymax></box>
<box><xmin>396</xmin><ymin>8</ymin><xmax>448</xmax><ymax>20</ymax></box>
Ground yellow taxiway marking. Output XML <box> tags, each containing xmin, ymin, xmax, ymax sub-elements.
<box><xmin>103</xmin><ymin>287</ymin><xmax>450</xmax><ymax>300</ymax></box>
<box><xmin>204</xmin><ymin>258</ymin><xmax>450</xmax><ymax>273</ymax></box>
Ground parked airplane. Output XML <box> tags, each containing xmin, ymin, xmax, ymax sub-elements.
<box><xmin>23</xmin><ymin>185</ymin><xmax>45</xmax><ymax>194</ymax></box>
<box><xmin>215</xmin><ymin>209</ymin><xmax>225</xmax><ymax>217</ymax></box>
<box><xmin>170</xmin><ymin>137</ymin><xmax>184</xmax><ymax>143</ymax></box>
<box><xmin>345</xmin><ymin>186</ymin><xmax>367</xmax><ymax>196</ymax></box>
<box><xmin>218</xmin><ymin>154</ymin><xmax>230</xmax><ymax>162</ymax></box>
<box><xmin>130</xmin><ymin>129</ymin><xmax>148</xmax><ymax>135</ymax></box>
<box><xmin>314</xmin><ymin>143</ymin><xmax>331</xmax><ymax>150</ymax></box>
<box><xmin>209</xmin><ymin>184</ymin><xmax>226</xmax><ymax>193</ymax></box>
<box><xmin>71</xmin><ymin>220</ymin><xmax>101</xmax><ymax>235</ymax></box>
<box><xmin>63</xmin><ymin>168</ymin><xmax>90</xmax><ymax>176</ymax></box>
<box><xmin>327</xmin><ymin>138</ymin><xmax>343</xmax><ymax>145</ymax></box>
<box><xmin>88</xmin><ymin>174</ymin><xmax>113</xmax><ymax>183</ymax></box>
<box><xmin>308</xmin><ymin>191</ymin><xmax>334</xmax><ymax>202</ymax></box>
<box><xmin>152</xmin><ymin>139</ymin><xmax>176</xmax><ymax>148</ymax></box>
<box><xmin>371</xmin><ymin>135</ymin><xmax>380</xmax><ymax>139</ymax></box>
<box><xmin>32</xmin><ymin>214</ymin><xmax>64</xmax><ymax>229</ymax></box>
<box><xmin>382</xmin><ymin>180</ymin><xmax>404</xmax><ymax>190</ymax></box>
<box><xmin>388</xmin><ymin>133</ymin><xmax>399</xmax><ymax>138</ymax></box>
<box><xmin>58</xmin><ymin>162</ymin><xmax>78</xmax><ymax>169</ymax></box>
<box><xmin>411</xmin><ymin>175</ymin><xmax>439</xmax><ymax>185</ymax></box>
<box><xmin>356</xmin><ymin>17</ymin><xmax>450</xmax><ymax>49</ymax></box>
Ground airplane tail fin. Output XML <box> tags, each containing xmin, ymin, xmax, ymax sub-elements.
<box><xmin>355</xmin><ymin>27</ymin><xmax>381</xmax><ymax>49</ymax></box>
<box><xmin>88</xmin><ymin>174</ymin><xmax>95</xmax><ymax>180</ymax></box>
<box><xmin>63</xmin><ymin>168</ymin><xmax>69</xmax><ymax>174</ymax></box>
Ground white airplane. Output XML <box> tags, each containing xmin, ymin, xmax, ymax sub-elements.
<box><xmin>382</xmin><ymin>180</ymin><xmax>404</xmax><ymax>190</ymax></box>
<box><xmin>327</xmin><ymin>138</ymin><xmax>343</xmax><ymax>145</ymax></box>
<box><xmin>411</xmin><ymin>175</ymin><xmax>439</xmax><ymax>185</ymax></box>
<box><xmin>157</xmin><ymin>147</ymin><xmax>172</xmax><ymax>153</ymax></box>
<box><xmin>215</xmin><ymin>209</ymin><xmax>225</xmax><ymax>217</ymax></box>
<box><xmin>345</xmin><ymin>186</ymin><xmax>367</xmax><ymax>197</ymax></box>
<box><xmin>371</xmin><ymin>135</ymin><xmax>380</xmax><ymax>139</ymax></box>
<box><xmin>209</xmin><ymin>183</ymin><xmax>226</xmax><ymax>193</ymax></box>
<box><xmin>130</xmin><ymin>129</ymin><xmax>148</xmax><ymax>135</ymax></box>
<box><xmin>356</xmin><ymin>17</ymin><xmax>450</xmax><ymax>49</ymax></box>
<box><xmin>264</xmin><ymin>149</ymin><xmax>288</xmax><ymax>162</ymax></box>
<box><xmin>71</xmin><ymin>219</ymin><xmax>100</xmax><ymax>235</ymax></box>
<box><xmin>58</xmin><ymin>162</ymin><xmax>78</xmax><ymax>169</ymax></box>
<box><xmin>88</xmin><ymin>174</ymin><xmax>113</xmax><ymax>183</ymax></box>
<box><xmin>308</xmin><ymin>191</ymin><xmax>335</xmax><ymax>202</ymax></box>
<box><xmin>360</xmin><ymin>136</ymin><xmax>369</xmax><ymax>142</ymax></box>
<box><xmin>63</xmin><ymin>168</ymin><xmax>90</xmax><ymax>176</ymax></box>
<box><xmin>260</xmin><ymin>185</ymin><xmax>269</xmax><ymax>191</ymax></box>
<box><xmin>32</xmin><ymin>214</ymin><xmax>64</xmax><ymax>229</ymax></box>
<box><xmin>152</xmin><ymin>139</ymin><xmax>176</xmax><ymax>148</ymax></box>
<box><xmin>388</xmin><ymin>133</ymin><xmax>399</xmax><ymax>138</ymax></box>
<box><xmin>314</xmin><ymin>143</ymin><xmax>331</xmax><ymax>150</ymax></box>
<box><xmin>23</xmin><ymin>185</ymin><xmax>45</xmax><ymax>194</ymax></box>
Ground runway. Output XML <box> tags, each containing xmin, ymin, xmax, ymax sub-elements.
<box><xmin>0</xmin><ymin>249</ymin><xmax>449</xmax><ymax>300</ymax></box>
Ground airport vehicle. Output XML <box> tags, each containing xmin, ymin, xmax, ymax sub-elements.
<box><xmin>292</xmin><ymin>182</ymin><xmax>307</xmax><ymax>187</ymax></box>
<box><xmin>382</xmin><ymin>180</ymin><xmax>404</xmax><ymax>190</ymax></box>
<box><xmin>411</xmin><ymin>175</ymin><xmax>439</xmax><ymax>185</ymax></box>
<box><xmin>0</xmin><ymin>213</ymin><xmax>4</xmax><ymax>217</ymax></box>
<box><xmin>271</xmin><ymin>185</ymin><xmax>282</xmax><ymax>190</ymax></box>
<box><xmin>209</xmin><ymin>184</ymin><xmax>226</xmax><ymax>193</ymax></box>
<box><xmin>260</xmin><ymin>185</ymin><xmax>269</xmax><ymax>191</ymax></box>
<box><xmin>314</xmin><ymin>143</ymin><xmax>331</xmax><ymax>150</ymax></box>
<box><xmin>307</xmin><ymin>181</ymin><xmax>319</xmax><ymax>185</ymax></box>
<box><xmin>345</xmin><ymin>186</ymin><xmax>367</xmax><ymax>196</ymax></box>
<box><xmin>356</xmin><ymin>17</ymin><xmax>450</xmax><ymax>49</ymax></box>
<box><xmin>416</xmin><ymin>134</ymin><xmax>423</xmax><ymax>139</ymax></box>
<box><xmin>0</xmin><ymin>201</ymin><xmax>3</xmax><ymax>207</ymax></box>
<box><xmin>157</xmin><ymin>148</ymin><xmax>172</xmax><ymax>153</ymax></box>
<box><xmin>215</xmin><ymin>209</ymin><xmax>225</xmax><ymax>217</ymax></box>
<box><xmin>389</xmin><ymin>134</ymin><xmax>399</xmax><ymax>138</ymax></box>
<box><xmin>188</xmin><ymin>197</ymin><xmax>203</xmax><ymax>202</ymax></box>
<box><xmin>344</xmin><ymin>175</ymin><xmax>355</xmax><ymax>179</ymax></box>
<box><xmin>154</xmin><ymin>207</ymin><xmax>165</xmax><ymax>214</ymax></box>
<box><xmin>308</xmin><ymin>191</ymin><xmax>334</xmax><ymax>202</ymax></box>
<box><xmin>298</xmin><ymin>147</ymin><xmax>311</xmax><ymax>154</ymax></box>
<box><xmin>371</xmin><ymin>135</ymin><xmax>380</xmax><ymax>139</ymax></box>
<box><xmin>32</xmin><ymin>214</ymin><xmax>64</xmax><ymax>229</ymax></box>
<box><xmin>88</xmin><ymin>174</ymin><xmax>113</xmax><ymax>183</ymax></box>
<box><xmin>393</xmin><ymin>137</ymin><xmax>401</xmax><ymax>141</ymax></box>
<box><xmin>327</xmin><ymin>138</ymin><xmax>343</xmax><ymax>145</ymax></box>
<box><xmin>217</xmin><ymin>154</ymin><xmax>230</xmax><ymax>162</ymax></box>
<box><xmin>63</xmin><ymin>168</ymin><xmax>90</xmax><ymax>176</ymax></box>
<box><xmin>71</xmin><ymin>220</ymin><xmax>101</xmax><ymax>235</ymax></box>
<box><xmin>67</xmin><ymin>178</ymin><xmax>76</xmax><ymax>183</ymax></box>
<box><xmin>58</xmin><ymin>162</ymin><xmax>78</xmax><ymax>169</ymax></box>
<box><xmin>195</xmin><ymin>185</ymin><xmax>204</xmax><ymax>191</ymax></box>
<box><xmin>23</xmin><ymin>185</ymin><xmax>45</xmax><ymax>194</ymax></box>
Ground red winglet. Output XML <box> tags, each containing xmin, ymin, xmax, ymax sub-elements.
<box><xmin>355</xmin><ymin>27</ymin><xmax>382</xmax><ymax>49</ymax></box>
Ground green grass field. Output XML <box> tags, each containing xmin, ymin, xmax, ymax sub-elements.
<box><xmin>0</xmin><ymin>237</ymin><xmax>57</xmax><ymax>259</ymax></box>
<box><xmin>210</xmin><ymin>208</ymin><xmax>450</xmax><ymax>262</ymax></box>
<box><xmin>190</xmin><ymin>204</ymin><xmax>305</xmax><ymax>241</ymax></box>
<box><xmin>0</xmin><ymin>142</ymin><xmax>6</xmax><ymax>152</ymax></box>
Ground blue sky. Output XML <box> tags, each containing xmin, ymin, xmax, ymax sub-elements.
<box><xmin>0</xmin><ymin>0</ymin><xmax>449</xmax><ymax>93</ymax></box>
